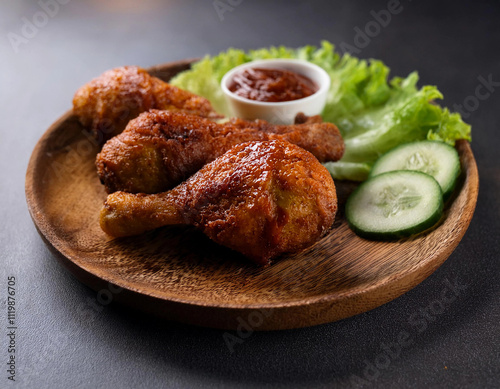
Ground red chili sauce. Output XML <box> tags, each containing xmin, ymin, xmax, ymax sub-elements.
<box><xmin>228</xmin><ymin>67</ymin><xmax>318</xmax><ymax>102</ymax></box>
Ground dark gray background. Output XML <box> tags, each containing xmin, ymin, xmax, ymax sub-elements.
<box><xmin>1</xmin><ymin>0</ymin><xmax>499</xmax><ymax>388</ymax></box>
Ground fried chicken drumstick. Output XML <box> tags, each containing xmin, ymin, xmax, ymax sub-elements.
<box><xmin>97</xmin><ymin>110</ymin><xmax>344</xmax><ymax>194</ymax></box>
<box><xmin>73</xmin><ymin>66</ymin><xmax>220</xmax><ymax>142</ymax></box>
<box><xmin>100</xmin><ymin>140</ymin><xmax>337</xmax><ymax>266</ymax></box>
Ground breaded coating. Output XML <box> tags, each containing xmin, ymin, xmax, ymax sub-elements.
<box><xmin>96</xmin><ymin>110</ymin><xmax>344</xmax><ymax>194</ymax></box>
<box><xmin>73</xmin><ymin>66</ymin><xmax>220</xmax><ymax>142</ymax></box>
<box><xmin>100</xmin><ymin>140</ymin><xmax>337</xmax><ymax>266</ymax></box>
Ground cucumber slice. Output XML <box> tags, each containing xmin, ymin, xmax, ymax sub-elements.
<box><xmin>346</xmin><ymin>171</ymin><xmax>443</xmax><ymax>240</ymax></box>
<box><xmin>369</xmin><ymin>141</ymin><xmax>460</xmax><ymax>198</ymax></box>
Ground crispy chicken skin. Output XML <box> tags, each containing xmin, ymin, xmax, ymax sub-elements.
<box><xmin>72</xmin><ymin>66</ymin><xmax>220</xmax><ymax>142</ymax></box>
<box><xmin>100</xmin><ymin>140</ymin><xmax>337</xmax><ymax>265</ymax></box>
<box><xmin>96</xmin><ymin>110</ymin><xmax>344</xmax><ymax>194</ymax></box>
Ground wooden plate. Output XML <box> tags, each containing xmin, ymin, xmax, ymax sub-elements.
<box><xmin>25</xmin><ymin>60</ymin><xmax>479</xmax><ymax>330</ymax></box>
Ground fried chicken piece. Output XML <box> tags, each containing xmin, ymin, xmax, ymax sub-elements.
<box><xmin>73</xmin><ymin>66</ymin><xmax>221</xmax><ymax>142</ymax></box>
<box><xmin>100</xmin><ymin>140</ymin><xmax>337</xmax><ymax>266</ymax></box>
<box><xmin>96</xmin><ymin>110</ymin><xmax>344</xmax><ymax>194</ymax></box>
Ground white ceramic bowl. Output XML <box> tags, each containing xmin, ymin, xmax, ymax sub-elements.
<box><xmin>221</xmin><ymin>59</ymin><xmax>331</xmax><ymax>124</ymax></box>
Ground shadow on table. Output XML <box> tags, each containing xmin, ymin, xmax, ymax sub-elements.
<box><xmin>38</xmin><ymin>174</ymin><xmax>496</xmax><ymax>387</ymax></box>
<box><xmin>89</xmin><ymin>228</ymin><xmax>493</xmax><ymax>388</ymax></box>
<box><xmin>35</xmin><ymin>173</ymin><xmax>496</xmax><ymax>387</ymax></box>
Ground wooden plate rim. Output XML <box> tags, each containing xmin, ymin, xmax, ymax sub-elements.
<box><xmin>24</xmin><ymin>59</ymin><xmax>479</xmax><ymax>324</ymax></box>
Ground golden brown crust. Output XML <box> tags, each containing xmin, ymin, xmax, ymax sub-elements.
<box><xmin>72</xmin><ymin>66</ymin><xmax>220</xmax><ymax>143</ymax></box>
<box><xmin>181</xmin><ymin>140</ymin><xmax>338</xmax><ymax>265</ymax></box>
<box><xmin>100</xmin><ymin>140</ymin><xmax>337</xmax><ymax>266</ymax></box>
<box><xmin>96</xmin><ymin>110</ymin><xmax>344</xmax><ymax>194</ymax></box>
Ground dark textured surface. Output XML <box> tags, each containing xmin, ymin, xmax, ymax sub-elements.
<box><xmin>1</xmin><ymin>0</ymin><xmax>499</xmax><ymax>388</ymax></box>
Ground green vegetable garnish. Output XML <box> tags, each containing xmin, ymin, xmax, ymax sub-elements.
<box><xmin>171</xmin><ymin>41</ymin><xmax>471</xmax><ymax>181</ymax></box>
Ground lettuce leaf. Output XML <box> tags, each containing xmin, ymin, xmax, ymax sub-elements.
<box><xmin>171</xmin><ymin>41</ymin><xmax>471</xmax><ymax>181</ymax></box>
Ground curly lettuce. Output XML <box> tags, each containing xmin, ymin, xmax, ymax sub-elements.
<box><xmin>171</xmin><ymin>41</ymin><xmax>471</xmax><ymax>181</ymax></box>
